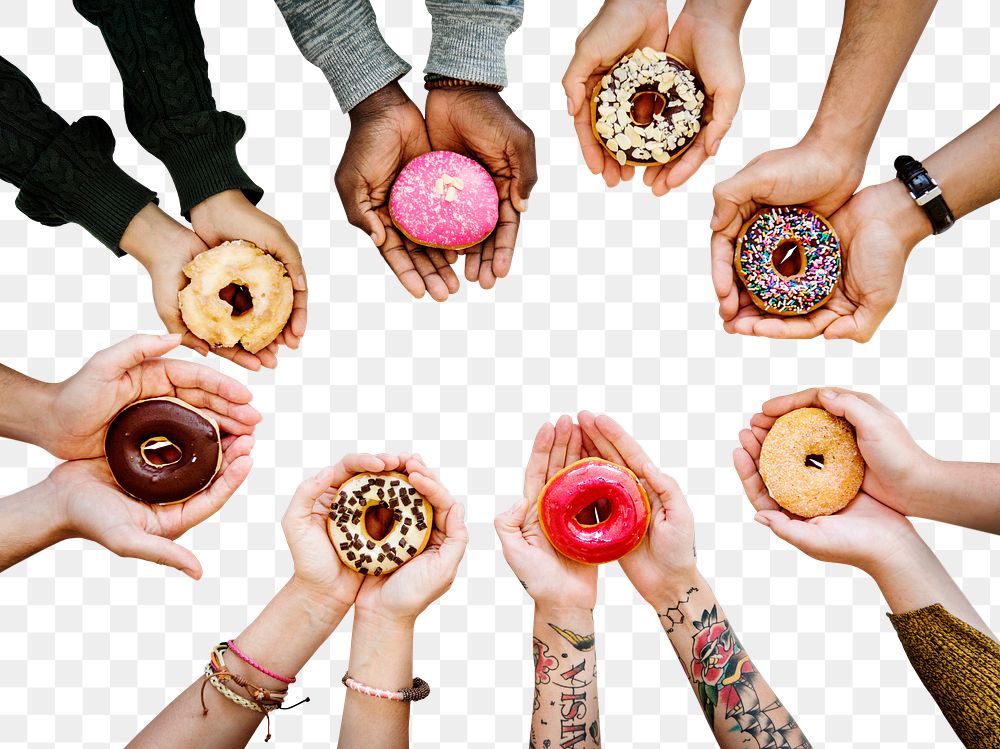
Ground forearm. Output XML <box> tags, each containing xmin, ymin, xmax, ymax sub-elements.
<box><xmin>424</xmin><ymin>0</ymin><xmax>523</xmax><ymax>87</ymax></box>
<box><xmin>869</xmin><ymin>529</ymin><xmax>994</xmax><ymax>640</ymax></box>
<box><xmin>130</xmin><ymin>579</ymin><xmax>347</xmax><ymax>747</ymax></box>
<box><xmin>807</xmin><ymin>0</ymin><xmax>936</xmax><ymax>161</ymax></box>
<box><xmin>654</xmin><ymin>573</ymin><xmax>810</xmax><ymax>748</ymax></box>
<box><xmin>338</xmin><ymin>611</ymin><xmax>414</xmax><ymax>749</ymax></box>
<box><xmin>0</xmin><ymin>365</ymin><xmax>56</xmax><ymax>449</ymax></box>
<box><xmin>73</xmin><ymin>0</ymin><xmax>262</xmax><ymax>215</ymax></box>
<box><xmin>922</xmin><ymin>105</ymin><xmax>1000</xmax><ymax>222</ymax></box>
<box><xmin>677</xmin><ymin>0</ymin><xmax>751</xmax><ymax>31</ymax></box>
<box><xmin>275</xmin><ymin>0</ymin><xmax>411</xmax><ymax>113</ymax></box>
<box><xmin>0</xmin><ymin>480</ymin><xmax>71</xmax><ymax>572</ymax></box>
<box><xmin>904</xmin><ymin>458</ymin><xmax>1000</xmax><ymax>534</ymax></box>
<box><xmin>531</xmin><ymin>605</ymin><xmax>601</xmax><ymax>749</ymax></box>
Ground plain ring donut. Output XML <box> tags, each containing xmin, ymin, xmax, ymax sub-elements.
<box><xmin>327</xmin><ymin>471</ymin><xmax>433</xmax><ymax>576</ymax></box>
<box><xmin>538</xmin><ymin>457</ymin><xmax>651</xmax><ymax>565</ymax></box>
<box><xmin>758</xmin><ymin>407</ymin><xmax>865</xmax><ymax>518</ymax></box>
<box><xmin>104</xmin><ymin>396</ymin><xmax>222</xmax><ymax>505</ymax></box>
<box><xmin>178</xmin><ymin>240</ymin><xmax>293</xmax><ymax>353</ymax></box>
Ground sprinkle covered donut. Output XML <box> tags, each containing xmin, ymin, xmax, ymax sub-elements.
<box><xmin>758</xmin><ymin>407</ymin><xmax>865</xmax><ymax>518</ymax></box>
<box><xmin>327</xmin><ymin>472</ymin><xmax>433</xmax><ymax>576</ymax></box>
<box><xmin>735</xmin><ymin>206</ymin><xmax>841</xmax><ymax>316</ymax></box>
<box><xmin>538</xmin><ymin>458</ymin><xmax>650</xmax><ymax>565</ymax></box>
<box><xmin>389</xmin><ymin>151</ymin><xmax>499</xmax><ymax>251</ymax></box>
<box><xmin>591</xmin><ymin>48</ymin><xmax>705</xmax><ymax>166</ymax></box>
<box><xmin>104</xmin><ymin>397</ymin><xmax>222</xmax><ymax>505</ymax></box>
<box><xmin>178</xmin><ymin>240</ymin><xmax>293</xmax><ymax>353</ymax></box>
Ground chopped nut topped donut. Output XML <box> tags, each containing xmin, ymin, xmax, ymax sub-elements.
<box><xmin>591</xmin><ymin>48</ymin><xmax>705</xmax><ymax>166</ymax></box>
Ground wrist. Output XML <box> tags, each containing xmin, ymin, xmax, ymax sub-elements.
<box><xmin>643</xmin><ymin>569</ymin><xmax>705</xmax><ymax>612</ymax></box>
<box><xmin>677</xmin><ymin>0</ymin><xmax>749</xmax><ymax>31</ymax></box>
<box><xmin>189</xmin><ymin>188</ymin><xmax>249</xmax><ymax>228</ymax></box>
<box><xmin>533</xmin><ymin>604</ymin><xmax>594</xmax><ymax>624</ymax></box>
<box><xmin>350</xmin><ymin>82</ymin><xmax>412</xmax><ymax>123</ymax></box>
<box><xmin>354</xmin><ymin>607</ymin><xmax>418</xmax><ymax>635</ymax></box>
<box><xmin>874</xmin><ymin>176</ymin><xmax>935</xmax><ymax>249</ymax></box>
<box><xmin>798</xmin><ymin>127</ymin><xmax>867</xmax><ymax>186</ymax></box>
<box><xmin>35</xmin><ymin>475</ymin><xmax>77</xmax><ymax>544</ymax></box>
<box><xmin>286</xmin><ymin>575</ymin><xmax>353</xmax><ymax>631</ymax></box>
<box><xmin>859</xmin><ymin>523</ymin><xmax>925</xmax><ymax>582</ymax></box>
<box><xmin>119</xmin><ymin>202</ymin><xmax>184</xmax><ymax>270</ymax></box>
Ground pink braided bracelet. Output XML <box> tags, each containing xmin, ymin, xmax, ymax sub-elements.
<box><xmin>227</xmin><ymin>639</ymin><xmax>297</xmax><ymax>685</ymax></box>
<box><xmin>342</xmin><ymin>673</ymin><xmax>430</xmax><ymax>702</ymax></box>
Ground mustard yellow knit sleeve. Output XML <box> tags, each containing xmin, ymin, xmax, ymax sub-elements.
<box><xmin>887</xmin><ymin>603</ymin><xmax>1000</xmax><ymax>749</ymax></box>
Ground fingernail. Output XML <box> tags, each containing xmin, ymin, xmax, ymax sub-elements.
<box><xmin>160</xmin><ymin>333</ymin><xmax>182</xmax><ymax>342</ymax></box>
<box><xmin>566</xmin><ymin>96</ymin><xmax>573</xmax><ymax>115</ymax></box>
<box><xmin>819</xmin><ymin>389</ymin><xmax>839</xmax><ymax>401</ymax></box>
<box><xmin>753</xmin><ymin>513</ymin><xmax>770</xmax><ymax>527</ymax></box>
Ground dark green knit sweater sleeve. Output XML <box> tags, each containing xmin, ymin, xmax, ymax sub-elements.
<box><xmin>0</xmin><ymin>56</ymin><xmax>156</xmax><ymax>255</ymax></box>
<box><xmin>888</xmin><ymin>604</ymin><xmax>1000</xmax><ymax>748</ymax></box>
<box><xmin>73</xmin><ymin>0</ymin><xmax>262</xmax><ymax>217</ymax></box>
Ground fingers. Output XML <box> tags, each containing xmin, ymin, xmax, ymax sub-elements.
<box><xmin>210</xmin><ymin>344</ymin><xmax>267</xmax><ymax>372</ymax></box>
<box><xmin>732</xmin><ymin>445</ymin><xmax>780</xmax><ymax>513</ymax></box>
<box><xmin>817</xmin><ymin>389</ymin><xmax>888</xmax><ymax>437</ymax></box>
<box><xmin>490</xmin><ymin>198</ymin><xmax>521</xmax><ymax>282</ymax></box>
<box><xmin>573</xmin><ymin>99</ymin><xmax>609</xmax><ymax>176</ymax></box>
<box><xmin>409</xmin><ymin>250</ymin><xmax>452</xmax><ymax>302</ymax></box>
<box><xmin>509</xmin><ymin>129</ymin><xmax>537</xmax><ymax>212</ymax></box>
<box><xmin>380</xmin><ymin>229</ymin><xmax>428</xmax><ymax>299</ymax></box>
<box><xmin>753</xmin><ymin>511</ymin><xmax>820</xmax><ymax>555</ymax></box>
<box><xmin>424</xmin><ymin>248</ymin><xmax>461</xmax><ymax>297</ymax></box>
<box><xmin>174</xmin><ymin>389</ymin><xmax>260</xmax><ymax>436</ymax></box>
<box><xmin>104</xmin><ymin>528</ymin><xmax>203</xmax><ymax>580</ymax></box>
<box><xmin>335</xmin><ymin>168</ymin><xmax>387</xmax><ymax>247</ymax></box>
<box><xmin>710</xmin><ymin>231</ymin><xmax>741</xmax><ymax>322</ymax></box>
<box><xmin>523</xmin><ymin>422</ymin><xmax>555</xmax><ymax>501</ymax></box>
<box><xmin>711</xmin><ymin>167</ymin><xmax>764</xmax><ymax>234</ymax></box>
<box><xmin>703</xmin><ymin>81</ymin><xmax>742</xmax><ymax>158</ymax></box>
<box><xmin>590</xmin><ymin>413</ymin><xmax>654</xmax><ymax>478</ymax></box>
<box><xmin>477</xmin><ymin>237</ymin><xmax>498</xmax><ymax>289</ymax></box>
<box><xmin>463</xmin><ymin>243</ymin><xmax>483</xmax><ymax>283</ymax></box>
<box><xmin>577</xmin><ymin>410</ymin><xmax>625</xmax><ymax>466</ymax></box>
<box><xmin>285</xmin><ymin>454</ymin><xmax>388</xmax><ymax>527</ymax></box>
<box><xmin>547</xmin><ymin>415</ymin><xmax>574</xmax><ymax>481</ymax></box>
<box><xmin>160</xmin><ymin>357</ymin><xmax>253</xmax><ymax>405</ymax></box>
<box><xmin>435</xmin><ymin>502</ymin><xmax>468</xmax><ymax>574</ymax></box>
<box><xmin>179</xmin><ymin>439</ymin><xmax>254</xmax><ymax>528</ymax></box>
<box><xmin>285</xmin><ymin>288</ymin><xmax>309</xmax><ymax>347</ymax></box>
<box><xmin>823</xmin><ymin>303</ymin><xmax>886</xmax><ymax>343</ymax></box>
<box><xmin>407</xmin><ymin>466</ymin><xmax>456</xmax><ymax>532</ymax></box>
<box><xmin>730</xmin><ymin>307</ymin><xmax>839</xmax><ymax>339</ymax></box>
<box><xmin>566</xmin><ymin>423</ymin><xmax>583</xmax><ymax>465</ymax></box>
<box><xmin>562</xmin><ymin>45</ymin><xmax>601</xmax><ymax>117</ymax></box>
<box><xmin>88</xmin><ymin>333</ymin><xmax>182</xmax><ymax>377</ymax></box>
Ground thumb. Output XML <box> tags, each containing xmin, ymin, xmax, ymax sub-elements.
<box><xmin>710</xmin><ymin>165</ymin><xmax>764</xmax><ymax>233</ymax></box>
<box><xmin>509</xmin><ymin>137</ymin><xmax>538</xmax><ymax>213</ymax></box>
<box><xmin>105</xmin><ymin>527</ymin><xmax>202</xmax><ymax>579</ymax></box>
<box><xmin>754</xmin><ymin>511</ymin><xmax>818</xmax><ymax>556</ymax></box>
<box><xmin>561</xmin><ymin>45</ymin><xmax>601</xmax><ymax>116</ymax></box>
<box><xmin>823</xmin><ymin>302</ymin><xmax>887</xmax><ymax>344</ymax></box>
<box><xmin>817</xmin><ymin>390</ymin><xmax>883</xmax><ymax>438</ymax></box>
<box><xmin>284</xmin><ymin>465</ymin><xmax>340</xmax><ymax>527</ymax></box>
<box><xmin>335</xmin><ymin>171</ymin><xmax>387</xmax><ymax>247</ymax></box>
<box><xmin>438</xmin><ymin>503</ymin><xmax>469</xmax><ymax>573</ymax></box>
<box><xmin>89</xmin><ymin>333</ymin><xmax>182</xmax><ymax>376</ymax></box>
<box><xmin>494</xmin><ymin>496</ymin><xmax>530</xmax><ymax>545</ymax></box>
<box><xmin>703</xmin><ymin>83</ymin><xmax>742</xmax><ymax>157</ymax></box>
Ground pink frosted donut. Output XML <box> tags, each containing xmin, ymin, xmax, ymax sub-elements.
<box><xmin>389</xmin><ymin>151</ymin><xmax>499</xmax><ymax>250</ymax></box>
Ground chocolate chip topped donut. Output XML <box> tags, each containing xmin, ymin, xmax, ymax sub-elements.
<box><xmin>327</xmin><ymin>472</ymin><xmax>433</xmax><ymax>577</ymax></box>
<box><xmin>758</xmin><ymin>407</ymin><xmax>865</xmax><ymax>518</ymax></box>
<box><xmin>592</xmin><ymin>48</ymin><xmax>705</xmax><ymax>166</ymax></box>
<box><xmin>104</xmin><ymin>397</ymin><xmax>222</xmax><ymax>505</ymax></box>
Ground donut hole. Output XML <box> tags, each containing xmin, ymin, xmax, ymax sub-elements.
<box><xmin>771</xmin><ymin>241</ymin><xmax>805</xmax><ymax>279</ymax></box>
<box><xmin>575</xmin><ymin>497</ymin><xmax>613</xmax><ymax>527</ymax></box>
<box><xmin>140</xmin><ymin>436</ymin><xmax>183</xmax><ymax>468</ymax></box>
<box><xmin>805</xmin><ymin>453</ymin><xmax>825</xmax><ymax>469</ymax></box>
<box><xmin>629</xmin><ymin>91</ymin><xmax>666</xmax><ymax>126</ymax></box>
<box><xmin>364</xmin><ymin>502</ymin><xmax>395</xmax><ymax>541</ymax></box>
<box><xmin>218</xmin><ymin>282</ymin><xmax>254</xmax><ymax>317</ymax></box>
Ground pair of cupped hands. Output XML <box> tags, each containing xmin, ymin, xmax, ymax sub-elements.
<box><xmin>566</xmin><ymin>0</ymin><xmax>917</xmax><ymax>344</ymax></box>
<box><xmin>335</xmin><ymin>82</ymin><xmax>537</xmax><ymax>300</ymax></box>
<box><xmin>26</xmin><ymin>332</ymin><xmax>469</xmax><ymax>620</ymax></box>
<box><xmin>497</xmin><ymin>390</ymin><xmax>940</xmax><ymax>612</ymax></box>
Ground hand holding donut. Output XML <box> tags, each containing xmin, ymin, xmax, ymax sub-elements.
<box><xmin>424</xmin><ymin>88</ymin><xmax>537</xmax><ymax>290</ymax></box>
<box><xmin>642</xmin><ymin>0</ymin><xmax>746</xmax><ymax>196</ymax></box>
<box><xmin>189</xmin><ymin>189</ymin><xmax>309</xmax><ymax>355</ymax></box>
<box><xmin>562</xmin><ymin>0</ymin><xmax>670</xmax><ymax>187</ymax></box>
<box><xmin>336</xmin><ymin>82</ymin><xmax>461</xmax><ymax>302</ymax></box>
<box><xmin>41</xmin><ymin>334</ymin><xmax>260</xmax><ymax>461</ymax></box>
<box><xmin>352</xmin><ymin>455</ymin><xmax>468</xmax><ymax>623</ymax></box>
<box><xmin>576</xmin><ymin>412</ymin><xmax>698</xmax><ymax>609</ymax></box>
<box><xmin>46</xmin><ymin>433</ymin><xmax>253</xmax><ymax>579</ymax></box>
<box><xmin>494</xmin><ymin>417</ymin><xmax>598</xmax><ymax>611</ymax></box>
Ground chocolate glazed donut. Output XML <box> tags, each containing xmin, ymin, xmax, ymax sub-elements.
<box><xmin>104</xmin><ymin>397</ymin><xmax>222</xmax><ymax>505</ymax></box>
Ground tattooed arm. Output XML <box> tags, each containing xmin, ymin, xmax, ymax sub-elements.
<box><xmin>495</xmin><ymin>417</ymin><xmax>602</xmax><ymax>749</ymax></box>
<box><xmin>578</xmin><ymin>412</ymin><xmax>809</xmax><ymax>748</ymax></box>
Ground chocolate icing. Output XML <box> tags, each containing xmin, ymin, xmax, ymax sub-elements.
<box><xmin>104</xmin><ymin>398</ymin><xmax>221</xmax><ymax>504</ymax></box>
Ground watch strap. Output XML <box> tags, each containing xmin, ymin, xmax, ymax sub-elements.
<box><xmin>894</xmin><ymin>155</ymin><xmax>955</xmax><ymax>234</ymax></box>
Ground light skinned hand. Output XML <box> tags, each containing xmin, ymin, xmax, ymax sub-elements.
<box><xmin>336</xmin><ymin>82</ymin><xmax>461</xmax><ymax>302</ymax></box>
<box><xmin>42</xmin><ymin>333</ymin><xmax>260</xmax><ymax>461</ymax></box>
<box><xmin>424</xmin><ymin>88</ymin><xmax>537</xmax><ymax>289</ymax></box>
<box><xmin>577</xmin><ymin>412</ymin><xmax>697</xmax><ymax>609</ymax></box>
<box><xmin>741</xmin><ymin>388</ymin><xmax>935</xmax><ymax>518</ymax></box>
<box><xmin>494</xmin><ymin>416</ymin><xmax>598</xmax><ymax>611</ymax></box>
<box><xmin>642</xmin><ymin>3</ymin><xmax>744</xmax><ymax>195</ymax></box>
<box><xmin>49</xmin><ymin>434</ymin><xmax>254</xmax><ymax>579</ymax></box>
<box><xmin>189</xmin><ymin>189</ymin><xmax>309</xmax><ymax>353</ymax></box>
<box><xmin>353</xmin><ymin>454</ymin><xmax>468</xmax><ymax>622</ymax></box>
<box><xmin>562</xmin><ymin>0</ymin><xmax>669</xmax><ymax>187</ymax></box>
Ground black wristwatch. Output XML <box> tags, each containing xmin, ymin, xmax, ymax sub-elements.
<box><xmin>893</xmin><ymin>155</ymin><xmax>954</xmax><ymax>235</ymax></box>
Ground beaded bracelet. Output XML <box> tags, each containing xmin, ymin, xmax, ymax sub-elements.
<box><xmin>228</xmin><ymin>639</ymin><xmax>297</xmax><ymax>684</ymax></box>
<box><xmin>341</xmin><ymin>672</ymin><xmax>431</xmax><ymax>702</ymax></box>
<box><xmin>423</xmin><ymin>73</ymin><xmax>503</xmax><ymax>92</ymax></box>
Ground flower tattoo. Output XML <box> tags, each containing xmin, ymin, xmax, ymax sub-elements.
<box><xmin>690</xmin><ymin>606</ymin><xmax>754</xmax><ymax>725</ymax></box>
<box><xmin>533</xmin><ymin>636</ymin><xmax>558</xmax><ymax>685</ymax></box>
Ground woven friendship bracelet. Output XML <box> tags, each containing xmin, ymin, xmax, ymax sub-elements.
<box><xmin>423</xmin><ymin>74</ymin><xmax>503</xmax><ymax>92</ymax></box>
<box><xmin>341</xmin><ymin>672</ymin><xmax>431</xmax><ymax>702</ymax></box>
<box><xmin>227</xmin><ymin>639</ymin><xmax>297</xmax><ymax>684</ymax></box>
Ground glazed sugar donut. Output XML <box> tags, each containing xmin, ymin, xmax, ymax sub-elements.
<box><xmin>327</xmin><ymin>472</ymin><xmax>433</xmax><ymax>576</ymax></box>
<box><xmin>389</xmin><ymin>151</ymin><xmax>499</xmax><ymax>250</ymax></box>
<box><xmin>735</xmin><ymin>206</ymin><xmax>841</xmax><ymax>316</ymax></box>
<box><xmin>592</xmin><ymin>48</ymin><xmax>705</xmax><ymax>166</ymax></box>
<box><xmin>758</xmin><ymin>407</ymin><xmax>865</xmax><ymax>518</ymax></box>
<box><xmin>178</xmin><ymin>240</ymin><xmax>293</xmax><ymax>353</ymax></box>
<box><xmin>104</xmin><ymin>397</ymin><xmax>222</xmax><ymax>505</ymax></box>
<box><xmin>538</xmin><ymin>458</ymin><xmax>651</xmax><ymax>565</ymax></box>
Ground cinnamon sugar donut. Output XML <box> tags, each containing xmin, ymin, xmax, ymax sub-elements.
<box><xmin>178</xmin><ymin>240</ymin><xmax>293</xmax><ymax>353</ymax></box>
<box><xmin>758</xmin><ymin>407</ymin><xmax>865</xmax><ymax>518</ymax></box>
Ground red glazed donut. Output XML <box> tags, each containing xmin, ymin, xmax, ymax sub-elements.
<box><xmin>538</xmin><ymin>458</ymin><xmax>651</xmax><ymax>565</ymax></box>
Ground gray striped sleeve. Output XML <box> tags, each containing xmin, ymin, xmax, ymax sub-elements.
<box><xmin>274</xmin><ymin>0</ymin><xmax>411</xmax><ymax>112</ymax></box>
<box><xmin>424</xmin><ymin>0</ymin><xmax>524</xmax><ymax>87</ymax></box>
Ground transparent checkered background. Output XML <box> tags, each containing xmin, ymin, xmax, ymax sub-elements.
<box><xmin>0</xmin><ymin>1</ymin><xmax>998</xmax><ymax>747</ymax></box>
